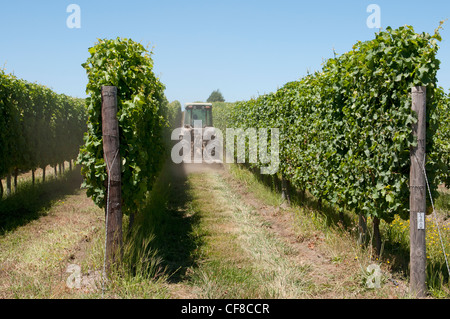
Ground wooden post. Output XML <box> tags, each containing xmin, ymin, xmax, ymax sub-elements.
<box><xmin>274</xmin><ymin>174</ymin><xmax>280</xmax><ymax>193</ymax></box>
<box><xmin>6</xmin><ymin>174</ymin><xmax>11</xmax><ymax>196</ymax></box>
<box><xmin>373</xmin><ymin>216</ymin><xmax>381</xmax><ymax>256</ymax></box>
<box><xmin>13</xmin><ymin>169</ymin><xmax>18</xmax><ymax>193</ymax></box>
<box><xmin>281</xmin><ymin>176</ymin><xmax>291</xmax><ymax>205</ymax></box>
<box><xmin>410</xmin><ymin>86</ymin><xmax>427</xmax><ymax>298</ymax></box>
<box><xmin>358</xmin><ymin>213</ymin><xmax>367</xmax><ymax>246</ymax></box>
<box><xmin>102</xmin><ymin>86</ymin><xmax>123</xmax><ymax>273</ymax></box>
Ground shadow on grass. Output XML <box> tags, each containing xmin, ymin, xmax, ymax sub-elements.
<box><xmin>246</xmin><ymin>164</ymin><xmax>352</xmax><ymax>228</ymax></box>
<box><xmin>0</xmin><ymin>167</ymin><xmax>83</xmax><ymax>236</ymax></box>
<box><xmin>243</xmin><ymin>164</ymin><xmax>415</xmax><ymax>276</ymax></box>
<box><xmin>248</xmin><ymin>165</ymin><xmax>450</xmax><ymax>293</ymax></box>
<box><xmin>128</xmin><ymin>162</ymin><xmax>201</xmax><ymax>283</ymax></box>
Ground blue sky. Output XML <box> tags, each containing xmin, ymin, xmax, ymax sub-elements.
<box><xmin>0</xmin><ymin>0</ymin><xmax>449</xmax><ymax>106</ymax></box>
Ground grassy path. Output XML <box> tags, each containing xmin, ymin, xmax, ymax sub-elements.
<box><xmin>0</xmin><ymin>170</ymin><xmax>104</xmax><ymax>298</ymax></box>
<box><xmin>164</xmin><ymin>163</ymin><xmax>409</xmax><ymax>299</ymax></box>
<box><xmin>179</xmin><ymin>169</ymin><xmax>312</xmax><ymax>298</ymax></box>
<box><xmin>0</xmin><ymin>163</ymin><xmax>414</xmax><ymax>299</ymax></box>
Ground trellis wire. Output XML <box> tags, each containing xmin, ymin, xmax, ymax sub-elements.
<box><xmin>414</xmin><ymin>154</ymin><xmax>450</xmax><ymax>278</ymax></box>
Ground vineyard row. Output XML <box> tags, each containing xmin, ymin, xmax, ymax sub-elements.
<box><xmin>0</xmin><ymin>70</ymin><xmax>87</xmax><ymax>195</ymax></box>
<box><xmin>214</xmin><ymin>25</ymin><xmax>449</xmax><ymax>228</ymax></box>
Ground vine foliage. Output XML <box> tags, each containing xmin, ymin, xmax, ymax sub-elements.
<box><xmin>222</xmin><ymin>25</ymin><xmax>448</xmax><ymax>223</ymax></box>
<box><xmin>77</xmin><ymin>38</ymin><xmax>168</xmax><ymax>216</ymax></box>
<box><xmin>0</xmin><ymin>70</ymin><xmax>86</xmax><ymax>182</ymax></box>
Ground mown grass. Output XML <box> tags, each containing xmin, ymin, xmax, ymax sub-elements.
<box><xmin>122</xmin><ymin>161</ymin><xmax>306</xmax><ymax>298</ymax></box>
<box><xmin>125</xmin><ymin>163</ymin><xmax>199</xmax><ymax>283</ymax></box>
<box><xmin>80</xmin><ymin>162</ymin><xmax>190</xmax><ymax>299</ymax></box>
<box><xmin>0</xmin><ymin>164</ymin><xmax>172</xmax><ymax>299</ymax></box>
<box><xmin>227</xmin><ymin>163</ymin><xmax>450</xmax><ymax>298</ymax></box>
<box><xmin>2</xmin><ymin>160</ymin><xmax>447</xmax><ymax>299</ymax></box>
<box><xmin>0</xmin><ymin>167</ymin><xmax>104</xmax><ymax>298</ymax></box>
<box><xmin>226</xmin><ymin>164</ymin><xmax>397</xmax><ymax>298</ymax></box>
<box><xmin>0</xmin><ymin>168</ymin><xmax>83</xmax><ymax>235</ymax></box>
<box><xmin>100</xmin><ymin>161</ymin><xmax>316</xmax><ymax>298</ymax></box>
<box><xmin>0</xmin><ymin>161</ymin><xmax>200</xmax><ymax>299</ymax></box>
<box><xmin>185</xmin><ymin>170</ymin><xmax>313</xmax><ymax>299</ymax></box>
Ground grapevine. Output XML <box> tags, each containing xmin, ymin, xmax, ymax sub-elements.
<box><xmin>221</xmin><ymin>25</ymin><xmax>447</xmax><ymax>225</ymax></box>
<box><xmin>77</xmin><ymin>38</ymin><xmax>169</xmax><ymax>217</ymax></box>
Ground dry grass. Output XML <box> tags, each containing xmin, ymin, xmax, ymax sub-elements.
<box><xmin>0</xmin><ymin>186</ymin><xmax>104</xmax><ymax>298</ymax></box>
<box><xmin>0</xmin><ymin>165</ymin><xmax>170</xmax><ymax>299</ymax></box>
<box><xmin>182</xmin><ymin>169</ymin><xmax>315</xmax><ymax>299</ymax></box>
<box><xmin>225</xmin><ymin>163</ymin><xmax>412</xmax><ymax>298</ymax></box>
<box><xmin>2</xmin><ymin>161</ymin><xmax>445</xmax><ymax>299</ymax></box>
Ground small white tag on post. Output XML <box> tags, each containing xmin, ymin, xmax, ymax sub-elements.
<box><xmin>417</xmin><ymin>212</ymin><xmax>425</xmax><ymax>230</ymax></box>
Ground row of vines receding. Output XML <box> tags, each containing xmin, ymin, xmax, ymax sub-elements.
<box><xmin>0</xmin><ymin>69</ymin><xmax>86</xmax><ymax>194</ymax></box>
<box><xmin>217</xmin><ymin>25</ymin><xmax>449</xmax><ymax>233</ymax></box>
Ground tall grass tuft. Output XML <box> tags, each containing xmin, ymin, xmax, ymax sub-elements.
<box><xmin>122</xmin><ymin>226</ymin><xmax>165</xmax><ymax>280</ymax></box>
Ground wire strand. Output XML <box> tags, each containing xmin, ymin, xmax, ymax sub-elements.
<box><xmin>414</xmin><ymin>154</ymin><xmax>450</xmax><ymax>278</ymax></box>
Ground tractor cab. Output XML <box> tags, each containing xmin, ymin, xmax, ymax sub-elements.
<box><xmin>182</xmin><ymin>103</ymin><xmax>213</xmax><ymax>128</ymax></box>
<box><xmin>178</xmin><ymin>103</ymin><xmax>219</xmax><ymax>163</ymax></box>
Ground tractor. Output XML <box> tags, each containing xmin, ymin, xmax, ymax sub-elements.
<box><xmin>179</xmin><ymin>103</ymin><xmax>219</xmax><ymax>163</ymax></box>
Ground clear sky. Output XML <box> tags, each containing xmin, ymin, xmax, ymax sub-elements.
<box><xmin>0</xmin><ymin>0</ymin><xmax>449</xmax><ymax>106</ymax></box>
